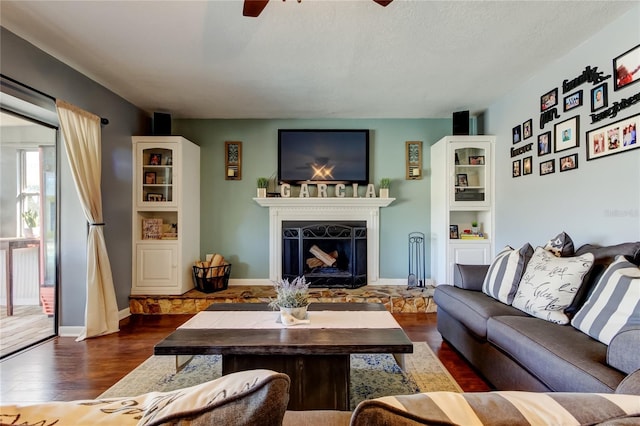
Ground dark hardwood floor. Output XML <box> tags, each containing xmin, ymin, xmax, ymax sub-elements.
<box><xmin>0</xmin><ymin>312</ymin><xmax>490</xmax><ymax>404</ymax></box>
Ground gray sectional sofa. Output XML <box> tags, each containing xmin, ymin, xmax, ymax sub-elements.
<box><xmin>434</xmin><ymin>241</ymin><xmax>640</xmax><ymax>393</ymax></box>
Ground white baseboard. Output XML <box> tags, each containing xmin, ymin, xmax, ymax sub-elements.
<box><xmin>58</xmin><ymin>307</ymin><xmax>131</xmax><ymax>337</ymax></box>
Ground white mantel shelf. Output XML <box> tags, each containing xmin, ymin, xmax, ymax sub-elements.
<box><xmin>253</xmin><ymin>197</ymin><xmax>395</xmax><ymax>208</ymax></box>
<box><xmin>253</xmin><ymin>196</ymin><xmax>395</xmax><ymax>284</ymax></box>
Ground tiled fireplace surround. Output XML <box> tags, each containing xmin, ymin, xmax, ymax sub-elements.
<box><xmin>129</xmin><ymin>197</ymin><xmax>436</xmax><ymax>314</ymax></box>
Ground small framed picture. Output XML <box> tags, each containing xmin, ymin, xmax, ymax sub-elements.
<box><xmin>468</xmin><ymin>155</ymin><xmax>485</xmax><ymax>165</ymax></box>
<box><xmin>456</xmin><ymin>173</ymin><xmax>468</xmax><ymax>187</ymax></box>
<box><xmin>149</xmin><ymin>153</ymin><xmax>162</xmax><ymax>165</ymax></box>
<box><xmin>144</xmin><ymin>171</ymin><xmax>156</xmax><ymax>184</ymax></box>
<box><xmin>512</xmin><ymin>125</ymin><xmax>522</xmax><ymax>144</ymax></box>
<box><xmin>147</xmin><ymin>193</ymin><xmax>163</xmax><ymax>202</ymax></box>
<box><xmin>538</xmin><ymin>131</ymin><xmax>552</xmax><ymax>156</ymax></box>
<box><xmin>591</xmin><ymin>83</ymin><xmax>608</xmax><ymax>112</ymax></box>
<box><xmin>541</xmin><ymin>88</ymin><xmax>558</xmax><ymax>112</ymax></box>
<box><xmin>449</xmin><ymin>225</ymin><xmax>459</xmax><ymax>239</ymax></box>
<box><xmin>540</xmin><ymin>159</ymin><xmax>555</xmax><ymax>176</ymax></box>
<box><xmin>523</xmin><ymin>119</ymin><xmax>533</xmax><ymax>140</ymax></box>
<box><xmin>523</xmin><ymin>156</ymin><xmax>532</xmax><ymax>175</ymax></box>
<box><xmin>563</xmin><ymin>90</ymin><xmax>583</xmax><ymax>112</ymax></box>
<box><xmin>560</xmin><ymin>153</ymin><xmax>578</xmax><ymax>172</ymax></box>
<box><xmin>586</xmin><ymin>112</ymin><xmax>639</xmax><ymax>161</ymax></box>
<box><xmin>613</xmin><ymin>44</ymin><xmax>640</xmax><ymax>91</ymax></box>
<box><xmin>554</xmin><ymin>115</ymin><xmax>580</xmax><ymax>153</ymax></box>
<box><xmin>512</xmin><ymin>159</ymin><xmax>521</xmax><ymax>177</ymax></box>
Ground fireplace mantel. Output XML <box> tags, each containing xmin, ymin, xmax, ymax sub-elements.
<box><xmin>254</xmin><ymin>197</ymin><xmax>395</xmax><ymax>284</ymax></box>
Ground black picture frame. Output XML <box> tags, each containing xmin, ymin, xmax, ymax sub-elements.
<box><xmin>538</xmin><ymin>131</ymin><xmax>552</xmax><ymax>156</ymax></box>
<box><xmin>146</xmin><ymin>193</ymin><xmax>163</xmax><ymax>202</ymax></box>
<box><xmin>591</xmin><ymin>83</ymin><xmax>608</xmax><ymax>112</ymax></box>
<box><xmin>560</xmin><ymin>153</ymin><xmax>578</xmax><ymax>172</ymax></box>
<box><xmin>540</xmin><ymin>159</ymin><xmax>555</xmax><ymax>176</ymax></box>
<box><xmin>512</xmin><ymin>125</ymin><xmax>522</xmax><ymax>144</ymax></box>
<box><xmin>456</xmin><ymin>173</ymin><xmax>468</xmax><ymax>187</ymax></box>
<box><xmin>523</xmin><ymin>119</ymin><xmax>533</xmax><ymax>140</ymax></box>
<box><xmin>541</xmin><ymin>88</ymin><xmax>558</xmax><ymax>112</ymax></box>
<box><xmin>144</xmin><ymin>171</ymin><xmax>156</xmax><ymax>184</ymax></box>
<box><xmin>149</xmin><ymin>153</ymin><xmax>162</xmax><ymax>165</ymax></box>
<box><xmin>449</xmin><ymin>225</ymin><xmax>459</xmax><ymax>239</ymax></box>
<box><xmin>554</xmin><ymin>115</ymin><xmax>580</xmax><ymax>153</ymax></box>
<box><xmin>512</xmin><ymin>159</ymin><xmax>521</xmax><ymax>178</ymax></box>
<box><xmin>468</xmin><ymin>155</ymin><xmax>485</xmax><ymax>165</ymax></box>
<box><xmin>613</xmin><ymin>43</ymin><xmax>640</xmax><ymax>91</ymax></box>
<box><xmin>586</xmin><ymin>112</ymin><xmax>639</xmax><ymax>161</ymax></box>
<box><xmin>563</xmin><ymin>90</ymin><xmax>583</xmax><ymax>112</ymax></box>
<box><xmin>523</xmin><ymin>156</ymin><xmax>532</xmax><ymax>175</ymax></box>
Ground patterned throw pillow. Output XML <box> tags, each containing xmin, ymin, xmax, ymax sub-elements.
<box><xmin>571</xmin><ymin>255</ymin><xmax>640</xmax><ymax>345</ymax></box>
<box><xmin>482</xmin><ymin>244</ymin><xmax>533</xmax><ymax>305</ymax></box>
<box><xmin>512</xmin><ymin>247</ymin><xmax>594</xmax><ymax>324</ymax></box>
<box><xmin>543</xmin><ymin>231</ymin><xmax>575</xmax><ymax>257</ymax></box>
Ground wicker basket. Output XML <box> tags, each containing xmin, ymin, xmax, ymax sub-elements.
<box><xmin>192</xmin><ymin>264</ymin><xmax>231</xmax><ymax>293</ymax></box>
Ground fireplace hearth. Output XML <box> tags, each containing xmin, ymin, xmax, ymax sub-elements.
<box><xmin>282</xmin><ymin>221</ymin><xmax>366</xmax><ymax>288</ymax></box>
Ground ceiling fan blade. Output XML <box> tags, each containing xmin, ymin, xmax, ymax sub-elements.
<box><xmin>243</xmin><ymin>0</ymin><xmax>270</xmax><ymax>17</ymax></box>
<box><xmin>373</xmin><ymin>0</ymin><xmax>393</xmax><ymax>6</ymax></box>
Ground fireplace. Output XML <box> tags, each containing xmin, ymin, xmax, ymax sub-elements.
<box><xmin>282</xmin><ymin>221</ymin><xmax>367</xmax><ymax>288</ymax></box>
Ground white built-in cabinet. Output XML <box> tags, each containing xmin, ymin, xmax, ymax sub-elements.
<box><xmin>131</xmin><ymin>136</ymin><xmax>200</xmax><ymax>295</ymax></box>
<box><xmin>430</xmin><ymin>136</ymin><xmax>495</xmax><ymax>285</ymax></box>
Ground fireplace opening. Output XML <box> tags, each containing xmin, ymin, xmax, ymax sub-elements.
<box><xmin>282</xmin><ymin>221</ymin><xmax>367</xmax><ymax>288</ymax></box>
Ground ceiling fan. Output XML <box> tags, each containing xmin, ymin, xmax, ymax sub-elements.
<box><xmin>243</xmin><ymin>0</ymin><xmax>393</xmax><ymax>17</ymax></box>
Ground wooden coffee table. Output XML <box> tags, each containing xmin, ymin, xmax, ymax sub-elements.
<box><xmin>154</xmin><ymin>302</ymin><xmax>413</xmax><ymax>410</ymax></box>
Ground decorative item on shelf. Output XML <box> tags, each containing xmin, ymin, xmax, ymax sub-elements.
<box><xmin>269</xmin><ymin>276</ymin><xmax>310</xmax><ymax>323</ymax></box>
<box><xmin>22</xmin><ymin>209</ymin><xmax>38</xmax><ymax>237</ymax></box>
<box><xmin>449</xmin><ymin>225</ymin><xmax>459</xmax><ymax>239</ymax></box>
<box><xmin>379</xmin><ymin>178</ymin><xmax>390</xmax><ymax>198</ymax></box>
<box><xmin>257</xmin><ymin>177</ymin><xmax>269</xmax><ymax>198</ymax></box>
<box><xmin>142</xmin><ymin>218</ymin><xmax>163</xmax><ymax>240</ymax></box>
<box><xmin>471</xmin><ymin>221</ymin><xmax>479</xmax><ymax>235</ymax></box>
<box><xmin>225</xmin><ymin>141</ymin><xmax>242</xmax><ymax>180</ymax></box>
<box><xmin>405</xmin><ymin>141</ymin><xmax>423</xmax><ymax>180</ymax></box>
<box><xmin>149</xmin><ymin>153</ymin><xmax>162</xmax><ymax>165</ymax></box>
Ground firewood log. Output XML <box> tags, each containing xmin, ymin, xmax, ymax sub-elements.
<box><xmin>309</xmin><ymin>245</ymin><xmax>337</xmax><ymax>267</ymax></box>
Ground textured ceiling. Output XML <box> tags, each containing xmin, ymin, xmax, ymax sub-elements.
<box><xmin>0</xmin><ymin>1</ymin><xmax>635</xmax><ymax>119</ymax></box>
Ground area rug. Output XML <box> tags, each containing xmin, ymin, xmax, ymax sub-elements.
<box><xmin>99</xmin><ymin>342</ymin><xmax>461</xmax><ymax>409</ymax></box>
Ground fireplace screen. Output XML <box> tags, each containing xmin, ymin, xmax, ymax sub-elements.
<box><xmin>282</xmin><ymin>221</ymin><xmax>366</xmax><ymax>288</ymax></box>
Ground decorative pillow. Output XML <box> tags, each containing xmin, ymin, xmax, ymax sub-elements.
<box><xmin>512</xmin><ymin>247</ymin><xmax>594</xmax><ymax>324</ymax></box>
<box><xmin>571</xmin><ymin>256</ymin><xmax>640</xmax><ymax>345</ymax></box>
<box><xmin>543</xmin><ymin>231</ymin><xmax>575</xmax><ymax>257</ymax></box>
<box><xmin>0</xmin><ymin>369</ymin><xmax>290</xmax><ymax>426</ymax></box>
<box><xmin>350</xmin><ymin>391</ymin><xmax>640</xmax><ymax>426</ymax></box>
<box><xmin>482</xmin><ymin>244</ymin><xmax>533</xmax><ymax>305</ymax></box>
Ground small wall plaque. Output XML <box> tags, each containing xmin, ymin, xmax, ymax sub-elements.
<box><xmin>406</xmin><ymin>141</ymin><xmax>423</xmax><ymax>180</ymax></box>
<box><xmin>225</xmin><ymin>141</ymin><xmax>242</xmax><ymax>180</ymax></box>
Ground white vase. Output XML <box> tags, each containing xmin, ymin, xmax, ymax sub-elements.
<box><xmin>279</xmin><ymin>305</ymin><xmax>308</xmax><ymax>320</ymax></box>
<box><xmin>257</xmin><ymin>188</ymin><xmax>267</xmax><ymax>198</ymax></box>
<box><xmin>380</xmin><ymin>188</ymin><xmax>389</xmax><ymax>198</ymax></box>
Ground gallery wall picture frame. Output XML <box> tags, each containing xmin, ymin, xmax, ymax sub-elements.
<box><xmin>405</xmin><ymin>141</ymin><xmax>423</xmax><ymax>180</ymax></box>
<box><xmin>225</xmin><ymin>141</ymin><xmax>242</xmax><ymax>180</ymax></box>
<box><xmin>554</xmin><ymin>115</ymin><xmax>580</xmax><ymax>153</ymax></box>
<box><xmin>613</xmin><ymin>43</ymin><xmax>640</xmax><ymax>91</ymax></box>
<box><xmin>538</xmin><ymin>131</ymin><xmax>552</xmax><ymax>156</ymax></box>
<box><xmin>586</xmin><ymin>112</ymin><xmax>639</xmax><ymax>161</ymax></box>
<box><xmin>591</xmin><ymin>83</ymin><xmax>608</xmax><ymax>112</ymax></box>
<box><xmin>560</xmin><ymin>153</ymin><xmax>578</xmax><ymax>172</ymax></box>
<box><xmin>541</xmin><ymin>88</ymin><xmax>558</xmax><ymax>112</ymax></box>
<box><xmin>512</xmin><ymin>159</ymin><xmax>521</xmax><ymax>177</ymax></box>
<box><xmin>512</xmin><ymin>125</ymin><xmax>522</xmax><ymax>144</ymax></box>
<box><xmin>564</xmin><ymin>90</ymin><xmax>583</xmax><ymax>112</ymax></box>
<box><xmin>449</xmin><ymin>225</ymin><xmax>459</xmax><ymax>239</ymax></box>
<box><xmin>523</xmin><ymin>156</ymin><xmax>533</xmax><ymax>175</ymax></box>
<box><xmin>540</xmin><ymin>159</ymin><xmax>555</xmax><ymax>176</ymax></box>
<box><xmin>523</xmin><ymin>119</ymin><xmax>533</xmax><ymax>140</ymax></box>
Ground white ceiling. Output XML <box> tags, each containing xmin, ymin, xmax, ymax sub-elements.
<box><xmin>1</xmin><ymin>1</ymin><xmax>635</xmax><ymax>119</ymax></box>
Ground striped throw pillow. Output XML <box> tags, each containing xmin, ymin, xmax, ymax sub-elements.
<box><xmin>482</xmin><ymin>244</ymin><xmax>533</xmax><ymax>304</ymax></box>
<box><xmin>571</xmin><ymin>255</ymin><xmax>640</xmax><ymax>345</ymax></box>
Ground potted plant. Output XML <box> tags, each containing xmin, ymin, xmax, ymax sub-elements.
<box><xmin>257</xmin><ymin>177</ymin><xmax>269</xmax><ymax>198</ymax></box>
<box><xmin>471</xmin><ymin>220</ymin><xmax>479</xmax><ymax>235</ymax></box>
<box><xmin>22</xmin><ymin>209</ymin><xmax>38</xmax><ymax>237</ymax></box>
<box><xmin>379</xmin><ymin>178</ymin><xmax>391</xmax><ymax>198</ymax></box>
<box><xmin>268</xmin><ymin>276</ymin><xmax>310</xmax><ymax>320</ymax></box>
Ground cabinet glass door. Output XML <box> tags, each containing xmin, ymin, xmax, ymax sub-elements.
<box><xmin>140</xmin><ymin>146</ymin><xmax>175</xmax><ymax>206</ymax></box>
<box><xmin>452</xmin><ymin>144</ymin><xmax>489</xmax><ymax>207</ymax></box>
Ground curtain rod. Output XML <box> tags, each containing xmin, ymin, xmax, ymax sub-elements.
<box><xmin>1</xmin><ymin>73</ymin><xmax>109</xmax><ymax>125</ymax></box>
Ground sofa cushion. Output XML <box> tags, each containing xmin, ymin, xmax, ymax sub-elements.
<box><xmin>544</xmin><ymin>231</ymin><xmax>575</xmax><ymax>257</ymax></box>
<box><xmin>512</xmin><ymin>247</ymin><xmax>594</xmax><ymax>324</ymax></box>
<box><xmin>572</xmin><ymin>255</ymin><xmax>640</xmax><ymax>346</ymax></box>
<box><xmin>616</xmin><ymin>369</ymin><xmax>640</xmax><ymax>395</ymax></box>
<box><xmin>434</xmin><ymin>285</ymin><xmax>527</xmax><ymax>339</ymax></box>
<box><xmin>608</xmin><ymin>325</ymin><xmax>640</xmax><ymax>374</ymax></box>
<box><xmin>482</xmin><ymin>244</ymin><xmax>534</xmax><ymax>305</ymax></box>
<box><xmin>487</xmin><ymin>316</ymin><xmax>625</xmax><ymax>392</ymax></box>
<box><xmin>0</xmin><ymin>369</ymin><xmax>290</xmax><ymax>426</ymax></box>
<box><xmin>453</xmin><ymin>263</ymin><xmax>489</xmax><ymax>291</ymax></box>
<box><xmin>350</xmin><ymin>391</ymin><xmax>640</xmax><ymax>426</ymax></box>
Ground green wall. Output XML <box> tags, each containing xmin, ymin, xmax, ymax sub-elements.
<box><xmin>173</xmin><ymin>118</ymin><xmax>454</xmax><ymax>280</ymax></box>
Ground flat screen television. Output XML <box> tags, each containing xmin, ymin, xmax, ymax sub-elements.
<box><xmin>278</xmin><ymin>129</ymin><xmax>370</xmax><ymax>184</ymax></box>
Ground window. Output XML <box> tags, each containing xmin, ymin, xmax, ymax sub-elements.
<box><xmin>17</xmin><ymin>149</ymin><xmax>41</xmax><ymax>237</ymax></box>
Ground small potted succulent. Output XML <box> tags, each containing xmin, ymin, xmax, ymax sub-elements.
<box><xmin>269</xmin><ymin>276</ymin><xmax>310</xmax><ymax>320</ymax></box>
<box><xmin>379</xmin><ymin>178</ymin><xmax>391</xmax><ymax>198</ymax></box>
<box><xmin>257</xmin><ymin>177</ymin><xmax>269</xmax><ymax>198</ymax></box>
<box><xmin>471</xmin><ymin>220</ymin><xmax>479</xmax><ymax>235</ymax></box>
<box><xmin>22</xmin><ymin>209</ymin><xmax>38</xmax><ymax>237</ymax></box>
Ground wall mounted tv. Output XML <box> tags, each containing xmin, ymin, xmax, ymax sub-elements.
<box><xmin>278</xmin><ymin>129</ymin><xmax>370</xmax><ymax>184</ymax></box>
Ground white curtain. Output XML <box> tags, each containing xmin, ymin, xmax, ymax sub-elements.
<box><xmin>56</xmin><ymin>100</ymin><xmax>119</xmax><ymax>341</ymax></box>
